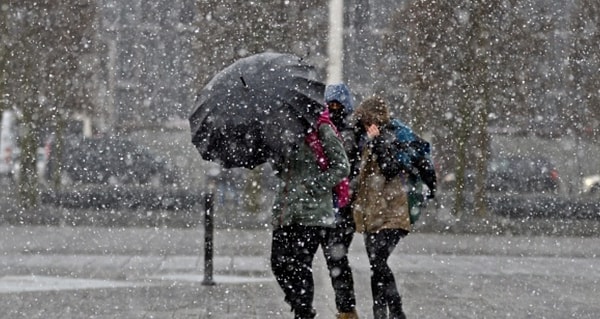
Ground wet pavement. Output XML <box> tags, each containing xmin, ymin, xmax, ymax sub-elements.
<box><xmin>0</xmin><ymin>224</ymin><xmax>599</xmax><ymax>319</ymax></box>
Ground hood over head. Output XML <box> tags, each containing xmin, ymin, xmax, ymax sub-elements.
<box><xmin>324</xmin><ymin>83</ymin><xmax>354</xmax><ymax>115</ymax></box>
<box><xmin>354</xmin><ymin>95</ymin><xmax>391</xmax><ymax>127</ymax></box>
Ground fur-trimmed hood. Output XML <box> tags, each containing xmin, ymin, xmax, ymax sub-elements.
<box><xmin>353</xmin><ymin>95</ymin><xmax>391</xmax><ymax>127</ymax></box>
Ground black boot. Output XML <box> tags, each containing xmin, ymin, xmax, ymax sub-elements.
<box><xmin>389</xmin><ymin>300</ymin><xmax>407</xmax><ymax>319</ymax></box>
<box><xmin>390</xmin><ymin>311</ymin><xmax>407</xmax><ymax>319</ymax></box>
<box><xmin>373</xmin><ymin>305</ymin><xmax>387</xmax><ymax>319</ymax></box>
<box><xmin>294</xmin><ymin>307</ymin><xmax>316</xmax><ymax>319</ymax></box>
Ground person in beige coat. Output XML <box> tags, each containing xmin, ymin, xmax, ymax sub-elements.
<box><xmin>352</xmin><ymin>96</ymin><xmax>410</xmax><ymax>319</ymax></box>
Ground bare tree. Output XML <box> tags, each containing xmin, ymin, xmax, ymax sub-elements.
<box><xmin>2</xmin><ymin>0</ymin><xmax>96</xmax><ymax>207</ymax></box>
<box><xmin>569</xmin><ymin>0</ymin><xmax>600</xmax><ymax>141</ymax></box>
<box><xmin>192</xmin><ymin>0</ymin><xmax>328</xmax><ymax>89</ymax></box>
<box><xmin>384</xmin><ymin>0</ymin><xmax>476</xmax><ymax>216</ymax></box>
<box><xmin>394</xmin><ymin>0</ymin><xmax>506</xmax><ymax>217</ymax></box>
<box><xmin>0</xmin><ymin>6</ymin><xmax>8</xmax><ymax>113</ymax></box>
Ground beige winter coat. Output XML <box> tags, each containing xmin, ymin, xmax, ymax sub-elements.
<box><xmin>352</xmin><ymin>146</ymin><xmax>411</xmax><ymax>233</ymax></box>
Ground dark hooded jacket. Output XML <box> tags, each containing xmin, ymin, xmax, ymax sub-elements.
<box><xmin>324</xmin><ymin>84</ymin><xmax>362</xmax><ymax>183</ymax></box>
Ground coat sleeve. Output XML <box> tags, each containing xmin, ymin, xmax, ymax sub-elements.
<box><xmin>371</xmin><ymin>129</ymin><xmax>404</xmax><ymax>180</ymax></box>
<box><xmin>305</xmin><ymin>124</ymin><xmax>350</xmax><ymax>193</ymax></box>
<box><xmin>341</xmin><ymin>125</ymin><xmax>362</xmax><ymax>182</ymax></box>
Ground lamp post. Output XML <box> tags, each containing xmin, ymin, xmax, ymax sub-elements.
<box><xmin>327</xmin><ymin>0</ymin><xmax>344</xmax><ymax>84</ymax></box>
<box><xmin>201</xmin><ymin>165</ymin><xmax>220</xmax><ymax>286</ymax></box>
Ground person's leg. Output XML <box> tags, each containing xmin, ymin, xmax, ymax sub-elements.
<box><xmin>365</xmin><ymin>232</ymin><xmax>389</xmax><ymax>319</ymax></box>
<box><xmin>271</xmin><ymin>226</ymin><xmax>297</xmax><ymax>311</ymax></box>
<box><xmin>383</xmin><ymin>230</ymin><xmax>408</xmax><ymax>319</ymax></box>
<box><xmin>323</xmin><ymin>216</ymin><xmax>357</xmax><ymax>314</ymax></box>
<box><xmin>365</xmin><ymin>229</ymin><xmax>407</xmax><ymax>319</ymax></box>
<box><xmin>294</xmin><ymin>226</ymin><xmax>322</xmax><ymax>318</ymax></box>
<box><xmin>271</xmin><ymin>225</ymin><xmax>321</xmax><ymax>319</ymax></box>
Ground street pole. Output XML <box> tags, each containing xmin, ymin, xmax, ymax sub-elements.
<box><xmin>201</xmin><ymin>192</ymin><xmax>215</xmax><ymax>286</ymax></box>
<box><xmin>201</xmin><ymin>167</ymin><xmax>219</xmax><ymax>286</ymax></box>
<box><xmin>327</xmin><ymin>0</ymin><xmax>344</xmax><ymax>84</ymax></box>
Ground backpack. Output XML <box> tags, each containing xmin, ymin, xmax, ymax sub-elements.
<box><xmin>389</xmin><ymin>119</ymin><xmax>437</xmax><ymax>224</ymax></box>
<box><xmin>305</xmin><ymin>110</ymin><xmax>351</xmax><ymax>208</ymax></box>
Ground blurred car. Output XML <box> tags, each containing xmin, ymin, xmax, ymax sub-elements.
<box><xmin>487</xmin><ymin>156</ymin><xmax>559</xmax><ymax>193</ymax></box>
<box><xmin>442</xmin><ymin>155</ymin><xmax>560</xmax><ymax>193</ymax></box>
<box><xmin>581</xmin><ymin>174</ymin><xmax>600</xmax><ymax>194</ymax></box>
<box><xmin>45</xmin><ymin>135</ymin><xmax>178</xmax><ymax>186</ymax></box>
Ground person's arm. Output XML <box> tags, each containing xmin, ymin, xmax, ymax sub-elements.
<box><xmin>307</xmin><ymin>124</ymin><xmax>350</xmax><ymax>192</ymax></box>
<box><xmin>344</xmin><ymin>124</ymin><xmax>364</xmax><ymax>181</ymax></box>
<box><xmin>370</xmin><ymin>129</ymin><xmax>404</xmax><ymax>180</ymax></box>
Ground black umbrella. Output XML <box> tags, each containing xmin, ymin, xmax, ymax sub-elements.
<box><xmin>189</xmin><ymin>52</ymin><xmax>326</xmax><ymax>169</ymax></box>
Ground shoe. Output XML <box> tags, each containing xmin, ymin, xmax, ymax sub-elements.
<box><xmin>373</xmin><ymin>305</ymin><xmax>387</xmax><ymax>319</ymax></box>
<box><xmin>294</xmin><ymin>308</ymin><xmax>316</xmax><ymax>319</ymax></box>
<box><xmin>336</xmin><ymin>309</ymin><xmax>359</xmax><ymax>319</ymax></box>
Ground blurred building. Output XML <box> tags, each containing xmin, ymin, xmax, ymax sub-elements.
<box><xmin>90</xmin><ymin>0</ymin><xmax>333</xmax><ymax>132</ymax></box>
<box><xmin>89</xmin><ymin>0</ymin><xmax>579</xmax><ymax>136</ymax></box>
<box><xmin>92</xmin><ymin>0</ymin><xmax>197</xmax><ymax>132</ymax></box>
<box><xmin>87</xmin><ymin>0</ymin><xmax>420</xmax><ymax>132</ymax></box>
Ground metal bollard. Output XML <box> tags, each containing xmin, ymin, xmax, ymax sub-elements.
<box><xmin>201</xmin><ymin>192</ymin><xmax>216</xmax><ymax>286</ymax></box>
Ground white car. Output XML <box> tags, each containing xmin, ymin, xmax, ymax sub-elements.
<box><xmin>582</xmin><ymin>174</ymin><xmax>600</xmax><ymax>194</ymax></box>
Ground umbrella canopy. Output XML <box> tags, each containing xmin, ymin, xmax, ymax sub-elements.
<box><xmin>189</xmin><ymin>52</ymin><xmax>326</xmax><ymax>169</ymax></box>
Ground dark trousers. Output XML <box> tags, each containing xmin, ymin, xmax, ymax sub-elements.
<box><xmin>365</xmin><ymin>229</ymin><xmax>409</xmax><ymax>319</ymax></box>
<box><xmin>322</xmin><ymin>206</ymin><xmax>357</xmax><ymax>312</ymax></box>
<box><xmin>271</xmin><ymin>225</ymin><xmax>328</xmax><ymax>319</ymax></box>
